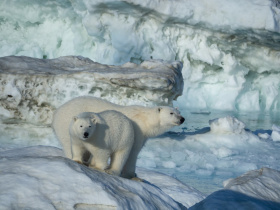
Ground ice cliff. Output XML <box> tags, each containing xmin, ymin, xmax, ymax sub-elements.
<box><xmin>1</xmin><ymin>0</ymin><xmax>280</xmax><ymax>112</ymax></box>
<box><xmin>0</xmin><ymin>56</ymin><xmax>183</xmax><ymax>124</ymax></box>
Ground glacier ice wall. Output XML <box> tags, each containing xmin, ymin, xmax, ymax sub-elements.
<box><xmin>1</xmin><ymin>0</ymin><xmax>280</xmax><ymax>111</ymax></box>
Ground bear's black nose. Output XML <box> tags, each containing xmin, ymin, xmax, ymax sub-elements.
<box><xmin>180</xmin><ymin>117</ymin><xmax>185</xmax><ymax>124</ymax></box>
<box><xmin>84</xmin><ymin>132</ymin><xmax>89</xmax><ymax>138</ymax></box>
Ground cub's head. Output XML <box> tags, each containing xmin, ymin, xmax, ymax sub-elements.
<box><xmin>157</xmin><ymin>106</ymin><xmax>185</xmax><ymax>127</ymax></box>
<box><xmin>71</xmin><ymin>113</ymin><xmax>97</xmax><ymax>141</ymax></box>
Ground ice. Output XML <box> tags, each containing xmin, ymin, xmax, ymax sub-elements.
<box><xmin>137</xmin><ymin>168</ymin><xmax>206</xmax><ymax>208</ymax></box>
<box><xmin>258</xmin><ymin>132</ymin><xmax>271</xmax><ymax>139</ymax></box>
<box><xmin>1</xmin><ymin>0</ymin><xmax>280</xmax><ymax>112</ymax></box>
<box><xmin>0</xmin><ymin>56</ymin><xmax>183</xmax><ymax>124</ymax></box>
<box><xmin>1</xmin><ymin>0</ymin><xmax>280</xmax><ymax>208</ymax></box>
<box><xmin>209</xmin><ymin>116</ymin><xmax>245</xmax><ymax>134</ymax></box>
<box><xmin>224</xmin><ymin>167</ymin><xmax>280</xmax><ymax>202</ymax></box>
<box><xmin>190</xmin><ymin>190</ymin><xmax>280</xmax><ymax>210</ymax></box>
<box><xmin>2</xmin><ymin>146</ymin><xmax>280</xmax><ymax>209</ymax></box>
<box><xmin>139</xmin><ymin>115</ymin><xmax>280</xmax><ymax>194</ymax></box>
<box><xmin>190</xmin><ymin>168</ymin><xmax>280</xmax><ymax>209</ymax></box>
<box><xmin>0</xmin><ymin>146</ymin><xmax>194</xmax><ymax>209</ymax></box>
<box><xmin>162</xmin><ymin>161</ymin><xmax>177</xmax><ymax>169</ymax></box>
<box><xmin>271</xmin><ymin>124</ymin><xmax>280</xmax><ymax>141</ymax></box>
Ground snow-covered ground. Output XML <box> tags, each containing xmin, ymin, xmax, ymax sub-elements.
<box><xmin>1</xmin><ymin>146</ymin><xmax>280</xmax><ymax>209</ymax></box>
<box><xmin>0</xmin><ymin>146</ymin><xmax>187</xmax><ymax>209</ymax></box>
<box><xmin>1</xmin><ymin>0</ymin><xmax>280</xmax><ymax>208</ymax></box>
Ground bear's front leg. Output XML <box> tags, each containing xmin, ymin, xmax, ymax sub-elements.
<box><xmin>88</xmin><ymin>149</ymin><xmax>110</xmax><ymax>172</ymax></box>
<box><xmin>105</xmin><ymin>149</ymin><xmax>130</xmax><ymax>176</ymax></box>
<box><xmin>71</xmin><ymin>137</ymin><xmax>87</xmax><ymax>164</ymax></box>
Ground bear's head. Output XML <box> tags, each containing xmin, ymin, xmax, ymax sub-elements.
<box><xmin>71</xmin><ymin>113</ymin><xmax>97</xmax><ymax>141</ymax></box>
<box><xmin>158</xmin><ymin>106</ymin><xmax>185</xmax><ymax>127</ymax></box>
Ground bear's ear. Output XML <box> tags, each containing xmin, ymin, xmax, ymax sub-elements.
<box><xmin>91</xmin><ymin>117</ymin><xmax>97</xmax><ymax>123</ymax></box>
<box><xmin>73</xmin><ymin>116</ymin><xmax>78</xmax><ymax>122</ymax></box>
<box><xmin>158</xmin><ymin>107</ymin><xmax>162</xmax><ymax>112</ymax></box>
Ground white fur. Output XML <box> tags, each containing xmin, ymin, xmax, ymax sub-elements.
<box><xmin>53</xmin><ymin>96</ymin><xmax>185</xmax><ymax>178</ymax></box>
<box><xmin>69</xmin><ymin>111</ymin><xmax>134</xmax><ymax>176</ymax></box>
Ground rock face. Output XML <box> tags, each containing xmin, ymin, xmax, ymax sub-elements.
<box><xmin>0</xmin><ymin>56</ymin><xmax>183</xmax><ymax>124</ymax></box>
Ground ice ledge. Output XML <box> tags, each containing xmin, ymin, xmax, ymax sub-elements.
<box><xmin>0</xmin><ymin>146</ymin><xmax>188</xmax><ymax>209</ymax></box>
<box><xmin>0</xmin><ymin>56</ymin><xmax>183</xmax><ymax>124</ymax></box>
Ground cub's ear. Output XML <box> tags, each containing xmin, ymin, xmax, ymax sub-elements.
<box><xmin>73</xmin><ymin>116</ymin><xmax>78</xmax><ymax>122</ymax></box>
<box><xmin>158</xmin><ymin>107</ymin><xmax>162</xmax><ymax>112</ymax></box>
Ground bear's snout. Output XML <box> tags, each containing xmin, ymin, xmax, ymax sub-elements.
<box><xmin>84</xmin><ymin>132</ymin><xmax>89</xmax><ymax>138</ymax></box>
<box><xmin>180</xmin><ymin>117</ymin><xmax>185</xmax><ymax>124</ymax></box>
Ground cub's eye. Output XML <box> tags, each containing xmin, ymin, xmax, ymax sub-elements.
<box><xmin>80</xmin><ymin>125</ymin><xmax>83</xmax><ymax>128</ymax></box>
<box><xmin>89</xmin><ymin>126</ymin><xmax>91</xmax><ymax>128</ymax></box>
<box><xmin>170</xmin><ymin>112</ymin><xmax>174</xmax><ymax>115</ymax></box>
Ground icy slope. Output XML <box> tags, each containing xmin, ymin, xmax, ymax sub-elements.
<box><xmin>1</xmin><ymin>0</ymin><xmax>280</xmax><ymax>112</ymax></box>
<box><xmin>0</xmin><ymin>56</ymin><xmax>183</xmax><ymax>124</ymax></box>
<box><xmin>0</xmin><ymin>146</ymin><xmax>192</xmax><ymax>209</ymax></box>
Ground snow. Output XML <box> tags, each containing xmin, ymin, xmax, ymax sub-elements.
<box><xmin>271</xmin><ymin>124</ymin><xmax>280</xmax><ymax>141</ymax></box>
<box><xmin>1</xmin><ymin>0</ymin><xmax>280</xmax><ymax>209</ymax></box>
<box><xmin>0</xmin><ymin>146</ymin><xmax>191</xmax><ymax>209</ymax></box>
<box><xmin>1</xmin><ymin>0</ymin><xmax>280</xmax><ymax>112</ymax></box>
<box><xmin>1</xmin><ymin>146</ymin><xmax>280</xmax><ymax>209</ymax></box>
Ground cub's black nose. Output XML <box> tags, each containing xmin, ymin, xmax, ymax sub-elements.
<box><xmin>180</xmin><ymin>117</ymin><xmax>185</xmax><ymax>124</ymax></box>
<box><xmin>84</xmin><ymin>132</ymin><xmax>89</xmax><ymax>138</ymax></box>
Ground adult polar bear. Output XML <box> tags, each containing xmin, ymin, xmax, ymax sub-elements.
<box><xmin>53</xmin><ymin>96</ymin><xmax>185</xmax><ymax>179</ymax></box>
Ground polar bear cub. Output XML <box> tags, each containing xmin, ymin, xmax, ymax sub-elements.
<box><xmin>69</xmin><ymin>111</ymin><xmax>134</xmax><ymax>176</ymax></box>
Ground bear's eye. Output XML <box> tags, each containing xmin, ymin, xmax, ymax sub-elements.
<box><xmin>170</xmin><ymin>112</ymin><xmax>174</xmax><ymax>115</ymax></box>
<box><xmin>80</xmin><ymin>125</ymin><xmax>83</xmax><ymax>128</ymax></box>
<box><xmin>89</xmin><ymin>126</ymin><xmax>91</xmax><ymax>128</ymax></box>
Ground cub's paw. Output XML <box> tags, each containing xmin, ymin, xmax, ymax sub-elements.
<box><xmin>89</xmin><ymin>165</ymin><xmax>106</xmax><ymax>173</ymax></box>
<box><xmin>131</xmin><ymin>176</ymin><xmax>144</xmax><ymax>182</ymax></box>
<box><xmin>73</xmin><ymin>160</ymin><xmax>83</xmax><ymax>165</ymax></box>
<box><xmin>105</xmin><ymin>169</ymin><xmax>120</xmax><ymax>176</ymax></box>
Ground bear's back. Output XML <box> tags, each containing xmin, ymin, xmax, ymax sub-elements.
<box><xmin>96</xmin><ymin>110</ymin><xmax>134</xmax><ymax>148</ymax></box>
<box><xmin>99</xmin><ymin>110</ymin><xmax>133</xmax><ymax>130</ymax></box>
